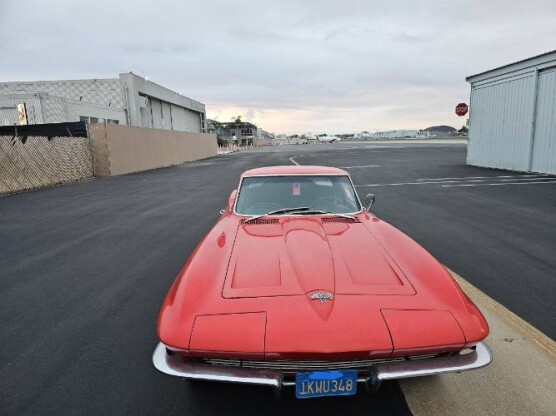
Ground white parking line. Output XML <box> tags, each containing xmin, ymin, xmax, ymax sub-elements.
<box><xmin>498</xmin><ymin>177</ymin><xmax>554</xmax><ymax>182</ymax></box>
<box><xmin>358</xmin><ymin>181</ymin><xmax>438</xmax><ymax>187</ymax></box>
<box><xmin>442</xmin><ymin>180</ymin><xmax>556</xmax><ymax>187</ymax></box>
<box><xmin>289</xmin><ymin>156</ymin><xmax>299</xmax><ymax>165</ymax></box>
<box><xmin>357</xmin><ymin>177</ymin><xmax>556</xmax><ymax>187</ymax></box>
<box><xmin>416</xmin><ymin>175</ymin><xmax>544</xmax><ymax>181</ymax></box>
<box><xmin>358</xmin><ymin>180</ymin><xmax>477</xmax><ymax>187</ymax></box>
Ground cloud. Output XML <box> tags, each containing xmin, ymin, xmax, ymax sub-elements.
<box><xmin>1</xmin><ymin>0</ymin><xmax>555</xmax><ymax>133</ymax></box>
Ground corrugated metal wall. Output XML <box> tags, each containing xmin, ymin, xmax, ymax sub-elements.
<box><xmin>531</xmin><ymin>68</ymin><xmax>556</xmax><ymax>174</ymax></box>
<box><xmin>1</xmin><ymin>93</ymin><xmax>126</xmax><ymax>126</ymax></box>
<box><xmin>41</xmin><ymin>95</ymin><xmax>126</xmax><ymax>124</ymax></box>
<box><xmin>2</xmin><ymin>77</ymin><xmax>205</xmax><ymax>134</ymax></box>
<box><xmin>0</xmin><ymin>107</ymin><xmax>18</xmax><ymax>125</ymax></box>
<box><xmin>467</xmin><ymin>58</ymin><xmax>556</xmax><ymax>174</ymax></box>
<box><xmin>0</xmin><ymin>79</ymin><xmax>124</xmax><ymax>108</ymax></box>
<box><xmin>467</xmin><ymin>74</ymin><xmax>536</xmax><ymax>171</ymax></box>
<box><xmin>0</xmin><ymin>96</ymin><xmax>44</xmax><ymax>124</ymax></box>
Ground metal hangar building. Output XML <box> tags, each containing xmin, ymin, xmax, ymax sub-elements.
<box><xmin>466</xmin><ymin>50</ymin><xmax>556</xmax><ymax>174</ymax></box>
<box><xmin>0</xmin><ymin>73</ymin><xmax>206</xmax><ymax>133</ymax></box>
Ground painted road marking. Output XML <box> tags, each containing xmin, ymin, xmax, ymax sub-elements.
<box><xmin>416</xmin><ymin>174</ymin><xmax>545</xmax><ymax>181</ymax></box>
<box><xmin>289</xmin><ymin>156</ymin><xmax>300</xmax><ymax>165</ymax></box>
<box><xmin>357</xmin><ymin>175</ymin><xmax>555</xmax><ymax>187</ymax></box>
<box><xmin>442</xmin><ymin>180</ymin><xmax>556</xmax><ymax>187</ymax></box>
<box><xmin>357</xmin><ymin>180</ymin><xmax>477</xmax><ymax>187</ymax></box>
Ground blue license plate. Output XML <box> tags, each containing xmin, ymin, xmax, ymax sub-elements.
<box><xmin>295</xmin><ymin>370</ymin><xmax>358</xmax><ymax>399</ymax></box>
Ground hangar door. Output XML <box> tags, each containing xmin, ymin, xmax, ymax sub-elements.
<box><xmin>150</xmin><ymin>98</ymin><xmax>163</xmax><ymax>129</ymax></box>
<box><xmin>467</xmin><ymin>75</ymin><xmax>536</xmax><ymax>171</ymax></box>
<box><xmin>531</xmin><ymin>68</ymin><xmax>556</xmax><ymax>174</ymax></box>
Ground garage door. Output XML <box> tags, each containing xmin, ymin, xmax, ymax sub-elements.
<box><xmin>150</xmin><ymin>98</ymin><xmax>163</xmax><ymax>130</ymax></box>
<box><xmin>467</xmin><ymin>75</ymin><xmax>536</xmax><ymax>171</ymax></box>
<box><xmin>161</xmin><ymin>102</ymin><xmax>172</xmax><ymax>130</ymax></box>
<box><xmin>531</xmin><ymin>68</ymin><xmax>556</xmax><ymax>174</ymax></box>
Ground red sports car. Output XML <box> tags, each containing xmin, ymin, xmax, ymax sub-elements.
<box><xmin>153</xmin><ymin>165</ymin><xmax>491</xmax><ymax>399</ymax></box>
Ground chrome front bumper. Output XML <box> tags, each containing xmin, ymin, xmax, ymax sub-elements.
<box><xmin>152</xmin><ymin>342</ymin><xmax>492</xmax><ymax>390</ymax></box>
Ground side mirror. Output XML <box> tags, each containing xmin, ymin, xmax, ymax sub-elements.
<box><xmin>364</xmin><ymin>194</ymin><xmax>375</xmax><ymax>211</ymax></box>
<box><xmin>227</xmin><ymin>189</ymin><xmax>238</xmax><ymax>213</ymax></box>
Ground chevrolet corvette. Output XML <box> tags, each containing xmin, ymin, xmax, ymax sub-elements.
<box><xmin>153</xmin><ymin>165</ymin><xmax>491</xmax><ymax>399</ymax></box>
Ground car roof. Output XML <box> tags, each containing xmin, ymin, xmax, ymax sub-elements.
<box><xmin>241</xmin><ymin>165</ymin><xmax>349</xmax><ymax>177</ymax></box>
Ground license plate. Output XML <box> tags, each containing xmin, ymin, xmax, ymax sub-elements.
<box><xmin>295</xmin><ymin>370</ymin><xmax>357</xmax><ymax>399</ymax></box>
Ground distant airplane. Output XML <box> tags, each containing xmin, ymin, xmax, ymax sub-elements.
<box><xmin>317</xmin><ymin>135</ymin><xmax>341</xmax><ymax>143</ymax></box>
<box><xmin>304</xmin><ymin>132</ymin><xmax>317</xmax><ymax>141</ymax></box>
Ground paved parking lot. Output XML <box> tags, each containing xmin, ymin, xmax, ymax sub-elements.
<box><xmin>0</xmin><ymin>142</ymin><xmax>554</xmax><ymax>415</ymax></box>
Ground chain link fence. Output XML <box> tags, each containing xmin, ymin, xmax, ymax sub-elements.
<box><xmin>0</xmin><ymin>122</ymin><xmax>94</xmax><ymax>195</ymax></box>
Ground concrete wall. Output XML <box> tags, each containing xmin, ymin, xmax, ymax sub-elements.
<box><xmin>89</xmin><ymin>124</ymin><xmax>217</xmax><ymax>176</ymax></box>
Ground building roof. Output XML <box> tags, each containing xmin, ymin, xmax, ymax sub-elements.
<box><xmin>424</xmin><ymin>125</ymin><xmax>456</xmax><ymax>132</ymax></box>
<box><xmin>466</xmin><ymin>50</ymin><xmax>556</xmax><ymax>83</ymax></box>
<box><xmin>241</xmin><ymin>165</ymin><xmax>348</xmax><ymax>177</ymax></box>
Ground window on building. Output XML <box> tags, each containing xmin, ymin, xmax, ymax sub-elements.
<box><xmin>241</xmin><ymin>128</ymin><xmax>253</xmax><ymax>136</ymax></box>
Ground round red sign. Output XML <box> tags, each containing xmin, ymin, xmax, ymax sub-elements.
<box><xmin>456</xmin><ymin>103</ymin><xmax>468</xmax><ymax>117</ymax></box>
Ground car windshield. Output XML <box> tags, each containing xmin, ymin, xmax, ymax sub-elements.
<box><xmin>235</xmin><ymin>175</ymin><xmax>361</xmax><ymax>215</ymax></box>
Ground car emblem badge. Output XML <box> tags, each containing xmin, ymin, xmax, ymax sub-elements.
<box><xmin>309</xmin><ymin>292</ymin><xmax>334</xmax><ymax>305</ymax></box>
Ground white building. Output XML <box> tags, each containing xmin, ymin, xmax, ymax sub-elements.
<box><xmin>466</xmin><ymin>50</ymin><xmax>556</xmax><ymax>174</ymax></box>
<box><xmin>0</xmin><ymin>73</ymin><xmax>206</xmax><ymax>133</ymax></box>
<box><xmin>357</xmin><ymin>130</ymin><xmax>418</xmax><ymax>139</ymax></box>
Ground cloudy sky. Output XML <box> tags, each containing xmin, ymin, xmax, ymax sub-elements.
<box><xmin>1</xmin><ymin>0</ymin><xmax>555</xmax><ymax>134</ymax></box>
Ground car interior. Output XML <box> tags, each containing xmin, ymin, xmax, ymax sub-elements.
<box><xmin>235</xmin><ymin>176</ymin><xmax>359</xmax><ymax>215</ymax></box>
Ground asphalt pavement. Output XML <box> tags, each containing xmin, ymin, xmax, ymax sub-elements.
<box><xmin>1</xmin><ymin>142</ymin><xmax>554</xmax><ymax>415</ymax></box>
<box><xmin>0</xmin><ymin>149</ymin><xmax>411</xmax><ymax>415</ymax></box>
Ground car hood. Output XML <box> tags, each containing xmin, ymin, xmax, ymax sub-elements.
<box><xmin>222</xmin><ymin>217</ymin><xmax>416</xmax><ymax>300</ymax></box>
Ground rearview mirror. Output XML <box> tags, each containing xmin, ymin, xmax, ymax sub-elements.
<box><xmin>364</xmin><ymin>194</ymin><xmax>375</xmax><ymax>211</ymax></box>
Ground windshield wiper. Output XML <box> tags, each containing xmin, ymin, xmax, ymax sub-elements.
<box><xmin>243</xmin><ymin>207</ymin><xmax>310</xmax><ymax>223</ymax></box>
<box><xmin>288</xmin><ymin>209</ymin><xmax>355</xmax><ymax>220</ymax></box>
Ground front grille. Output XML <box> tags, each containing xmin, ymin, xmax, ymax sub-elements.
<box><xmin>200</xmin><ymin>357</ymin><xmax>406</xmax><ymax>372</ymax></box>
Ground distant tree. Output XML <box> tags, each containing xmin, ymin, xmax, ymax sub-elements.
<box><xmin>231</xmin><ymin>115</ymin><xmax>243</xmax><ymax>123</ymax></box>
